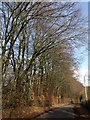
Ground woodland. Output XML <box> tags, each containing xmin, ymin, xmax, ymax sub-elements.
<box><xmin>0</xmin><ymin>2</ymin><xmax>87</xmax><ymax>112</ymax></box>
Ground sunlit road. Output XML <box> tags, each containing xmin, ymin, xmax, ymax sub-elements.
<box><xmin>34</xmin><ymin>105</ymin><xmax>78</xmax><ymax>119</ymax></box>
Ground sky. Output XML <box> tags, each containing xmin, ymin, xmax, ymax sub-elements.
<box><xmin>77</xmin><ymin>2</ymin><xmax>89</xmax><ymax>86</ymax></box>
<box><xmin>0</xmin><ymin>1</ymin><xmax>89</xmax><ymax>86</ymax></box>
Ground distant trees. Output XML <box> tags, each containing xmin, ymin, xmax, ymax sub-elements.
<box><xmin>1</xmin><ymin>2</ymin><xmax>86</xmax><ymax>108</ymax></box>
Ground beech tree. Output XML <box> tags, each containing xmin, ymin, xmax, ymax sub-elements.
<box><xmin>1</xmin><ymin>2</ymin><xmax>87</xmax><ymax>108</ymax></box>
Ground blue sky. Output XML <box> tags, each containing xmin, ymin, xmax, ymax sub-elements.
<box><xmin>0</xmin><ymin>1</ymin><xmax>89</xmax><ymax>85</ymax></box>
<box><xmin>79</xmin><ymin>2</ymin><xmax>88</xmax><ymax>69</ymax></box>
<box><xmin>77</xmin><ymin>2</ymin><xmax>88</xmax><ymax>86</ymax></box>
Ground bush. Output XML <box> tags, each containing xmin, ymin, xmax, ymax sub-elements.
<box><xmin>3</xmin><ymin>98</ymin><xmax>17</xmax><ymax>109</ymax></box>
<box><xmin>28</xmin><ymin>100</ymin><xmax>34</xmax><ymax>106</ymax></box>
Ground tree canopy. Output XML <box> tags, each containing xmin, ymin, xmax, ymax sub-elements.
<box><xmin>0</xmin><ymin>2</ymin><xmax>86</xmax><ymax>108</ymax></box>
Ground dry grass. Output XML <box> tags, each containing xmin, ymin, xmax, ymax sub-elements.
<box><xmin>2</xmin><ymin>106</ymin><xmax>47</xmax><ymax>118</ymax></box>
<box><xmin>2</xmin><ymin>103</ymin><xmax>67</xmax><ymax>119</ymax></box>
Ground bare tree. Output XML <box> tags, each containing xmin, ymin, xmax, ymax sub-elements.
<box><xmin>1</xmin><ymin>2</ymin><xmax>87</xmax><ymax>108</ymax></box>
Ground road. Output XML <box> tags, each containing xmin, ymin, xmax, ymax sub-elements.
<box><xmin>33</xmin><ymin>105</ymin><xmax>78</xmax><ymax>119</ymax></box>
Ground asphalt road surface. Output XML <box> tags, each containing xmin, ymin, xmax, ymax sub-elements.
<box><xmin>34</xmin><ymin>105</ymin><xmax>78</xmax><ymax>119</ymax></box>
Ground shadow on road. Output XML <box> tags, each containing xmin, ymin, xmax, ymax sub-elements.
<box><xmin>33</xmin><ymin>105</ymin><xmax>79</xmax><ymax>120</ymax></box>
